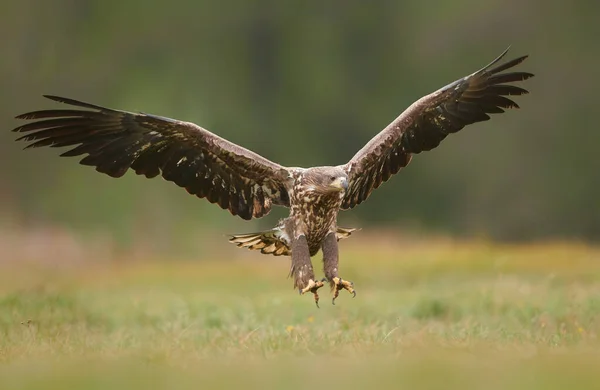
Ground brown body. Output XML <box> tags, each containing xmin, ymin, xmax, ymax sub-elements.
<box><xmin>289</xmin><ymin>168</ymin><xmax>346</xmax><ymax>256</ymax></box>
<box><xmin>11</xmin><ymin>48</ymin><xmax>533</xmax><ymax>304</ymax></box>
<box><xmin>286</xmin><ymin>167</ymin><xmax>348</xmax><ymax>290</ymax></box>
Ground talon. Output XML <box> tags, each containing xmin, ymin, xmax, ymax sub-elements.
<box><xmin>331</xmin><ymin>277</ymin><xmax>356</xmax><ymax>304</ymax></box>
<box><xmin>299</xmin><ymin>279</ymin><xmax>324</xmax><ymax>307</ymax></box>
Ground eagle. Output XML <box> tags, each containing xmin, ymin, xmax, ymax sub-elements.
<box><xmin>12</xmin><ymin>48</ymin><xmax>533</xmax><ymax>306</ymax></box>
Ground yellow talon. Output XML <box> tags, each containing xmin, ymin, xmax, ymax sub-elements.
<box><xmin>331</xmin><ymin>277</ymin><xmax>356</xmax><ymax>305</ymax></box>
<box><xmin>299</xmin><ymin>279</ymin><xmax>325</xmax><ymax>307</ymax></box>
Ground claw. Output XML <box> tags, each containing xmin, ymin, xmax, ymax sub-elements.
<box><xmin>331</xmin><ymin>277</ymin><xmax>356</xmax><ymax>305</ymax></box>
<box><xmin>300</xmin><ymin>279</ymin><xmax>324</xmax><ymax>308</ymax></box>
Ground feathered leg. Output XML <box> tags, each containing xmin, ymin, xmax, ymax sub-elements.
<box><xmin>291</xmin><ymin>235</ymin><xmax>324</xmax><ymax>307</ymax></box>
<box><xmin>322</xmin><ymin>232</ymin><xmax>355</xmax><ymax>304</ymax></box>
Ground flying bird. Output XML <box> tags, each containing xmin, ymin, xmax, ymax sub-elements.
<box><xmin>12</xmin><ymin>48</ymin><xmax>533</xmax><ymax>306</ymax></box>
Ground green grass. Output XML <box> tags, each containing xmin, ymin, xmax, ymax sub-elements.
<box><xmin>1</xmin><ymin>236</ymin><xmax>600</xmax><ymax>389</ymax></box>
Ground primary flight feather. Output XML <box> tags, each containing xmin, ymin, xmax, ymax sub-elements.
<box><xmin>12</xmin><ymin>48</ymin><xmax>533</xmax><ymax>306</ymax></box>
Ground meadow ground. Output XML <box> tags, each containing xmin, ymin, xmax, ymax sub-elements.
<box><xmin>1</xmin><ymin>232</ymin><xmax>600</xmax><ymax>389</ymax></box>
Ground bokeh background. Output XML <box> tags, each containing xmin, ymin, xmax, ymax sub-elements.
<box><xmin>2</xmin><ymin>3</ymin><xmax>600</xmax><ymax>388</ymax></box>
<box><xmin>1</xmin><ymin>0</ymin><xmax>598</xmax><ymax>254</ymax></box>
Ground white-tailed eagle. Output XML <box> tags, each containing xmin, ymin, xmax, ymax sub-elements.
<box><xmin>12</xmin><ymin>48</ymin><xmax>533</xmax><ymax>306</ymax></box>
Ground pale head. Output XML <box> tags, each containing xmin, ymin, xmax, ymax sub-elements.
<box><xmin>302</xmin><ymin>166</ymin><xmax>349</xmax><ymax>194</ymax></box>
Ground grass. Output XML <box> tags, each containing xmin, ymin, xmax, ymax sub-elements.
<box><xmin>1</xmin><ymin>234</ymin><xmax>600</xmax><ymax>389</ymax></box>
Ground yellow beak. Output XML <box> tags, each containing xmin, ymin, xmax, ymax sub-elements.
<box><xmin>330</xmin><ymin>177</ymin><xmax>349</xmax><ymax>191</ymax></box>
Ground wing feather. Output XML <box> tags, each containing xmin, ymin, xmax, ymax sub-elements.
<box><xmin>13</xmin><ymin>95</ymin><xmax>292</xmax><ymax>220</ymax></box>
<box><xmin>340</xmin><ymin>48</ymin><xmax>533</xmax><ymax>209</ymax></box>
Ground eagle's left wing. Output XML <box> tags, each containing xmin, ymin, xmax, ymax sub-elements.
<box><xmin>339</xmin><ymin>48</ymin><xmax>534</xmax><ymax>210</ymax></box>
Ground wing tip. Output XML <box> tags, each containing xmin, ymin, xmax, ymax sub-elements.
<box><xmin>522</xmin><ymin>72</ymin><xmax>535</xmax><ymax>80</ymax></box>
<box><xmin>41</xmin><ymin>94</ymin><xmax>109</xmax><ymax>111</ymax></box>
<box><xmin>482</xmin><ymin>46</ymin><xmax>512</xmax><ymax>70</ymax></box>
<box><xmin>42</xmin><ymin>94</ymin><xmax>61</xmax><ymax>100</ymax></box>
<box><xmin>478</xmin><ymin>46</ymin><xmax>531</xmax><ymax>76</ymax></box>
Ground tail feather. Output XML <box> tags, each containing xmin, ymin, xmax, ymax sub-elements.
<box><xmin>229</xmin><ymin>226</ymin><xmax>359</xmax><ymax>257</ymax></box>
<box><xmin>229</xmin><ymin>229</ymin><xmax>291</xmax><ymax>256</ymax></box>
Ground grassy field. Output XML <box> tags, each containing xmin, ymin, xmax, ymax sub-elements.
<box><xmin>1</xmin><ymin>233</ymin><xmax>600</xmax><ymax>389</ymax></box>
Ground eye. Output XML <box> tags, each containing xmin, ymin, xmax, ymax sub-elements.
<box><xmin>330</xmin><ymin>176</ymin><xmax>336</xmax><ymax>181</ymax></box>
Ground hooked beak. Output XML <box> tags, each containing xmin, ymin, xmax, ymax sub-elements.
<box><xmin>331</xmin><ymin>177</ymin><xmax>349</xmax><ymax>191</ymax></box>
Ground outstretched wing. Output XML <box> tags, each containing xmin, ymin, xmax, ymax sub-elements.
<box><xmin>13</xmin><ymin>95</ymin><xmax>292</xmax><ymax>220</ymax></box>
<box><xmin>340</xmin><ymin>48</ymin><xmax>534</xmax><ymax>210</ymax></box>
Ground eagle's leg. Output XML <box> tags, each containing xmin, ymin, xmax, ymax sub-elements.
<box><xmin>322</xmin><ymin>232</ymin><xmax>356</xmax><ymax>305</ymax></box>
<box><xmin>291</xmin><ymin>235</ymin><xmax>324</xmax><ymax>307</ymax></box>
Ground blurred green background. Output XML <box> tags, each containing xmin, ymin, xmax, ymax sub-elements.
<box><xmin>1</xmin><ymin>0</ymin><xmax>598</xmax><ymax>249</ymax></box>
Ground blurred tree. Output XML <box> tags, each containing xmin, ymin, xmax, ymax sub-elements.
<box><xmin>1</xmin><ymin>0</ymin><xmax>598</xmax><ymax>246</ymax></box>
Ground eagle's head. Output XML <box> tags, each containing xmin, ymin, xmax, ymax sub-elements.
<box><xmin>303</xmin><ymin>166</ymin><xmax>349</xmax><ymax>195</ymax></box>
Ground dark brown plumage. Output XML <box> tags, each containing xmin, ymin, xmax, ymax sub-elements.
<box><xmin>14</xmin><ymin>96</ymin><xmax>290</xmax><ymax>220</ymax></box>
<box><xmin>12</xmin><ymin>48</ymin><xmax>533</xmax><ymax>305</ymax></box>
<box><xmin>340</xmin><ymin>48</ymin><xmax>533</xmax><ymax>209</ymax></box>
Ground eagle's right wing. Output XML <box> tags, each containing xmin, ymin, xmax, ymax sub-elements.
<box><xmin>340</xmin><ymin>48</ymin><xmax>533</xmax><ymax>210</ymax></box>
<box><xmin>13</xmin><ymin>95</ymin><xmax>292</xmax><ymax>220</ymax></box>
